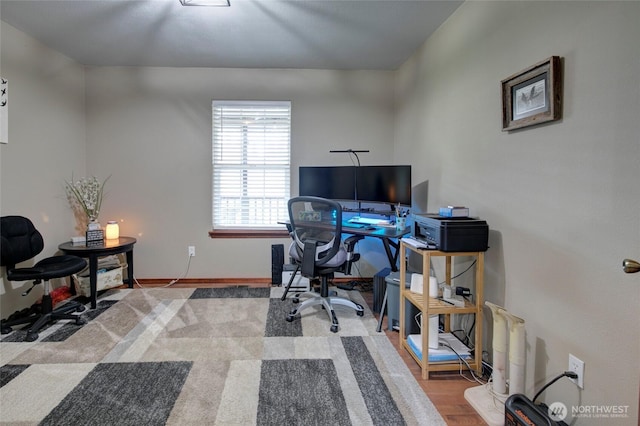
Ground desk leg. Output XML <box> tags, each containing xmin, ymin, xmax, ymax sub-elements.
<box><xmin>381</xmin><ymin>238</ymin><xmax>400</xmax><ymax>272</ymax></box>
<box><xmin>89</xmin><ymin>255</ymin><xmax>98</xmax><ymax>309</ymax></box>
<box><xmin>125</xmin><ymin>249</ymin><xmax>134</xmax><ymax>288</ymax></box>
<box><xmin>376</xmin><ymin>289</ymin><xmax>388</xmax><ymax>333</ymax></box>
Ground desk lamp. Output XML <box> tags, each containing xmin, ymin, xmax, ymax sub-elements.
<box><xmin>330</xmin><ymin>149</ymin><xmax>369</xmax><ymax>211</ymax></box>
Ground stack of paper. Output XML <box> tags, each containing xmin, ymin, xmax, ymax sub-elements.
<box><xmin>438</xmin><ymin>206</ymin><xmax>469</xmax><ymax>217</ymax></box>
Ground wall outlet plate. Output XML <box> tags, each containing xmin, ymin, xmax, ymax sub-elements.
<box><xmin>188</xmin><ymin>246</ymin><xmax>196</xmax><ymax>257</ymax></box>
<box><xmin>568</xmin><ymin>354</ymin><xmax>584</xmax><ymax>389</ymax></box>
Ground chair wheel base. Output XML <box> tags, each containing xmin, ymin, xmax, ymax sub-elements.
<box><xmin>286</xmin><ymin>314</ymin><xmax>296</xmax><ymax>322</ymax></box>
<box><xmin>25</xmin><ymin>332</ymin><xmax>38</xmax><ymax>342</ymax></box>
<box><xmin>75</xmin><ymin>317</ymin><xmax>86</xmax><ymax>325</ymax></box>
<box><xmin>330</xmin><ymin>325</ymin><xmax>338</xmax><ymax>333</ymax></box>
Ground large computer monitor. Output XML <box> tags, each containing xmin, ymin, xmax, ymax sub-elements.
<box><xmin>356</xmin><ymin>165</ymin><xmax>412</xmax><ymax>206</ymax></box>
<box><xmin>298</xmin><ymin>166</ymin><xmax>356</xmax><ymax>201</ymax></box>
<box><xmin>298</xmin><ymin>165</ymin><xmax>412</xmax><ymax>207</ymax></box>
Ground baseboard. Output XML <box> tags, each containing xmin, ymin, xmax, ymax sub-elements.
<box><xmin>134</xmin><ymin>276</ymin><xmax>371</xmax><ymax>288</ymax></box>
<box><xmin>134</xmin><ymin>278</ymin><xmax>271</xmax><ymax>287</ymax></box>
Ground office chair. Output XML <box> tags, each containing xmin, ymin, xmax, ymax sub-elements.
<box><xmin>1</xmin><ymin>216</ymin><xmax>87</xmax><ymax>341</ymax></box>
<box><xmin>285</xmin><ymin>196</ymin><xmax>364</xmax><ymax>332</ymax></box>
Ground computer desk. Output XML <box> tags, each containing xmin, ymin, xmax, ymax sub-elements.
<box><xmin>341</xmin><ymin>222</ymin><xmax>409</xmax><ymax>272</ymax></box>
<box><xmin>283</xmin><ymin>220</ymin><xmax>409</xmax><ymax>272</ymax></box>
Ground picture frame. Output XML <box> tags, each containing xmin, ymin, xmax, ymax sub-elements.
<box><xmin>501</xmin><ymin>56</ymin><xmax>562</xmax><ymax>131</ymax></box>
<box><xmin>1</xmin><ymin>77</ymin><xmax>7</xmax><ymax>144</ymax></box>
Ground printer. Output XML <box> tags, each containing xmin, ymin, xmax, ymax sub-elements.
<box><xmin>411</xmin><ymin>214</ymin><xmax>489</xmax><ymax>252</ymax></box>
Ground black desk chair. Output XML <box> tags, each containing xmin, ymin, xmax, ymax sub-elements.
<box><xmin>1</xmin><ymin>216</ymin><xmax>87</xmax><ymax>341</ymax></box>
<box><xmin>285</xmin><ymin>196</ymin><xmax>364</xmax><ymax>332</ymax></box>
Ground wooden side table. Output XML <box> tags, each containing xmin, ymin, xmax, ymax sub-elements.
<box><xmin>399</xmin><ymin>241</ymin><xmax>485</xmax><ymax>380</ymax></box>
<box><xmin>59</xmin><ymin>237</ymin><xmax>136</xmax><ymax>309</ymax></box>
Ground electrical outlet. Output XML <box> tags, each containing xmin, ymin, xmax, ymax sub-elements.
<box><xmin>568</xmin><ymin>354</ymin><xmax>584</xmax><ymax>389</ymax></box>
<box><xmin>188</xmin><ymin>246</ymin><xmax>196</xmax><ymax>257</ymax></box>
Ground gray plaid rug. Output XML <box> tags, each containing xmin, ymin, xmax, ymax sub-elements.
<box><xmin>0</xmin><ymin>287</ymin><xmax>445</xmax><ymax>425</ymax></box>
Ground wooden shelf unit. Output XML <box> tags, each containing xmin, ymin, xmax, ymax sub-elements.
<box><xmin>399</xmin><ymin>242</ymin><xmax>485</xmax><ymax>380</ymax></box>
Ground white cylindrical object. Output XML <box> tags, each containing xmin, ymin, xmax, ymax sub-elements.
<box><xmin>429</xmin><ymin>276</ymin><xmax>438</xmax><ymax>298</ymax></box>
<box><xmin>428</xmin><ymin>314</ymin><xmax>439</xmax><ymax>349</ymax></box>
<box><xmin>493</xmin><ymin>349</ymin><xmax>508</xmax><ymax>395</ymax></box>
<box><xmin>507</xmin><ymin>318</ymin><xmax>526</xmax><ymax>395</ymax></box>
<box><xmin>486</xmin><ymin>302</ymin><xmax>508</xmax><ymax>395</ymax></box>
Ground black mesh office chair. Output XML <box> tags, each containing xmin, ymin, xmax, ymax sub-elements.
<box><xmin>285</xmin><ymin>196</ymin><xmax>364</xmax><ymax>332</ymax></box>
<box><xmin>1</xmin><ymin>216</ymin><xmax>87</xmax><ymax>341</ymax></box>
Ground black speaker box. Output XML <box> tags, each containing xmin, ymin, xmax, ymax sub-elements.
<box><xmin>271</xmin><ymin>244</ymin><xmax>284</xmax><ymax>285</ymax></box>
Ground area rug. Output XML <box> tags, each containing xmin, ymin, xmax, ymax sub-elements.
<box><xmin>0</xmin><ymin>287</ymin><xmax>445</xmax><ymax>425</ymax></box>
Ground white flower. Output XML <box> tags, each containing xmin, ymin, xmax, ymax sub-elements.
<box><xmin>65</xmin><ymin>175</ymin><xmax>109</xmax><ymax>221</ymax></box>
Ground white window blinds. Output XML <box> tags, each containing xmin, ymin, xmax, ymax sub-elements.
<box><xmin>212</xmin><ymin>100</ymin><xmax>291</xmax><ymax>229</ymax></box>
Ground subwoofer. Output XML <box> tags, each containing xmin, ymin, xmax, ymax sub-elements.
<box><xmin>271</xmin><ymin>244</ymin><xmax>284</xmax><ymax>285</ymax></box>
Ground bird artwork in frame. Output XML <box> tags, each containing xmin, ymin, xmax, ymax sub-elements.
<box><xmin>501</xmin><ymin>56</ymin><xmax>563</xmax><ymax>131</ymax></box>
<box><xmin>0</xmin><ymin>77</ymin><xmax>7</xmax><ymax>144</ymax></box>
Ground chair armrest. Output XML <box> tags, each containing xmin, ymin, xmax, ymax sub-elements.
<box><xmin>343</xmin><ymin>235</ymin><xmax>364</xmax><ymax>252</ymax></box>
<box><xmin>301</xmin><ymin>239</ymin><xmax>319</xmax><ymax>277</ymax></box>
<box><xmin>342</xmin><ymin>235</ymin><xmax>363</xmax><ymax>275</ymax></box>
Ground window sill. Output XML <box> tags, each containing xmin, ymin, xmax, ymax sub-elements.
<box><xmin>209</xmin><ymin>229</ymin><xmax>289</xmax><ymax>239</ymax></box>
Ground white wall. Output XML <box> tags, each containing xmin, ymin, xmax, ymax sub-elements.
<box><xmin>84</xmin><ymin>67</ymin><xmax>396</xmax><ymax>280</ymax></box>
<box><xmin>395</xmin><ymin>1</ymin><xmax>639</xmax><ymax>423</ymax></box>
<box><xmin>0</xmin><ymin>22</ymin><xmax>86</xmax><ymax>316</ymax></box>
<box><xmin>0</xmin><ymin>20</ymin><xmax>397</xmax><ymax>312</ymax></box>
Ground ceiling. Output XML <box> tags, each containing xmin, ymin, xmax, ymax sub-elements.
<box><xmin>0</xmin><ymin>0</ymin><xmax>462</xmax><ymax>70</ymax></box>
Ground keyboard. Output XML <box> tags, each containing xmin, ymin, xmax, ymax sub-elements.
<box><xmin>348</xmin><ymin>217</ymin><xmax>390</xmax><ymax>226</ymax></box>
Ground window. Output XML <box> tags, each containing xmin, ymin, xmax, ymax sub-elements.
<box><xmin>212</xmin><ymin>100</ymin><xmax>291</xmax><ymax>231</ymax></box>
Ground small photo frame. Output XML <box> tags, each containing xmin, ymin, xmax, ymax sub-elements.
<box><xmin>86</xmin><ymin>229</ymin><xmax>105</xmax><ymax>247</ymax></box>
<box><xmin>501</xmin><ymin>56</ymin><xmax>562</xmax><ymax>131</ymax></box>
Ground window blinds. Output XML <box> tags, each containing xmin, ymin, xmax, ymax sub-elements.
<box><xmin>212</xmin><ymin>100</ymin><xmax>291</xmax><ymax>229</ymax></box>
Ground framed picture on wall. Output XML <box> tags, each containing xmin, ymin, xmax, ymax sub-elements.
<box><xmin>1</xmin><ymin>77</ymin><xmax>7</xmax><ymax>144</ymax></box>
<box><xmin>501</xmin><ymin>56</ymin><xmax>562</xmax><ymax>131</ymax></box>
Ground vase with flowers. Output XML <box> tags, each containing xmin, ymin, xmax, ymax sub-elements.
<box><xmin>65</xmin><ymin>175</ymin><xmax>109</xmax><ymax>238</ymax></box>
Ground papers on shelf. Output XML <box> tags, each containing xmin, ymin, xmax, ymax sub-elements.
<box><xmin>401</xmin><ymin>236</ymin><xmax>432</xmax><ymax>249</ymax></box>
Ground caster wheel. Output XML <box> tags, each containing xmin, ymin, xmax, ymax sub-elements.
<box><xmin>330</xmin><ymin>325</ymin><xmax>338</xmax><ymax>333</ymax></box>
<box><xmin>292</xmin><ymin>298</ymin><xmax>299</xmax><ymax>304</ymax></box>
<box><xmin>75</xmin><ymin>317</ymin><xmax>86</xmax><ymax>326</ymax></box>
<box><xmin>25</xmin><ymin>332</ymin><xmax>38</xmax><ymax>342</ymax></box>
<box><xmin>76</xmin><ymin>305</ymin><xmax>86</xmax><ymax>313</ymax></box>
<box><xmin>1</xmin><ymin>325</ymin><xmax>13</xmax><ymax>334</ymax></box>
<box><xmin>286</xmin><ymin>314</ymin><xmax>295</xmax><ymax>322</ymax></box>
<box><xmin>356</xmin><ymin>310</ymin><xmax>364</xmax><ymax>317</ymax></box>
